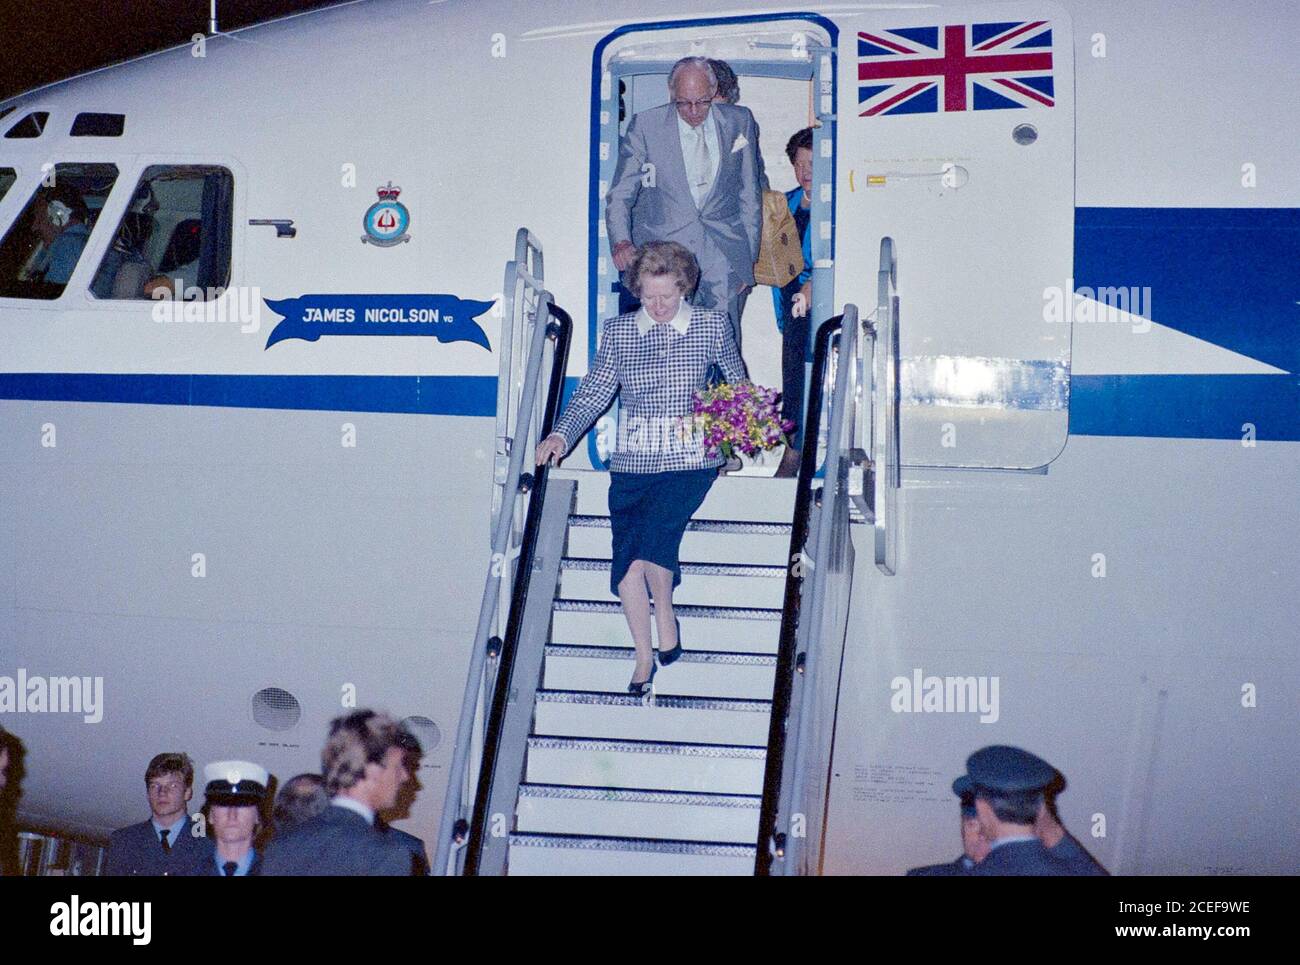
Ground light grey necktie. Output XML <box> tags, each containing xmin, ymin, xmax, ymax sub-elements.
<box><xmin>690</xmin><ymin>123</ymin><xmax>710</xmax><ymax>206</ymax></box>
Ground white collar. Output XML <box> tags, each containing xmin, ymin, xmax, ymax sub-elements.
<box><xmin>635</xmin><ymin>300</ymin><xmax>692</xmax><ymax>336</ymax></box>
<box><xmin>331</xmin><ymin>795</ymin><xmax>375</xmax><ymax>825</ymax></box>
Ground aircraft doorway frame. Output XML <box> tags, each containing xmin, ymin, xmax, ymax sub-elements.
<box><xmin>587</xmin><ymin>13</ymin><xmax>839</xmax><ymax>471</ymax></box>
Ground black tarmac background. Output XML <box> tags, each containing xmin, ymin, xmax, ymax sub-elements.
<box><xmin>1</xmin><ymin>0</ymin><xmax>346</xmax><ymax>102</ymax></box>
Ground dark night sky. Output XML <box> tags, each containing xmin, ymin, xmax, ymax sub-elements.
<box><xmin>0</xmin><ymin>0</ymin><xmax>348</xmax><ymax>102</ymax></box>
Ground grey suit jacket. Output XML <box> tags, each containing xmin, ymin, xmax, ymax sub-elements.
<box><xmin>606</xmin><ymin>102</ymin><xmax>763</xmax><ymax>290</ymax></box>
<box><xmin>260</xmin><ymin>803</ymin><xmax>416</xmax><ymax>876</ymax></box>
<box><xmin>104</xmin><ymin>815</ymin><xmax>214</xmax><ymax>876</ymax></box>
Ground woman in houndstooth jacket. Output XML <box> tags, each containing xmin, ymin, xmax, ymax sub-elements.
<box><xmin>535</xmin><ymin>241</ymin><xmax>748</xmax><ymax>695</ymax></box>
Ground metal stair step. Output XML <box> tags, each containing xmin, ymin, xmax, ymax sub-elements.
<box><xmin>563</xmin><ymin>519</ymin><xmax>791</xmax><ymax>565</ymax></box>
<box><xmin>559</xmin><ymin>556</ymin><xmax>787</xmax><ymax>608</ymax></box>
<box><xmin>567</xmin><ymin>513</ymin><xmax>792</xmax><ymax>536</ymax></box>
<box><xmin>543</xmin><ymin>644</ymin><xmax>776</xmax><ymax>699</ymax></box>
<box><xmin>524</xmin><ymin>735</ymin><xmax>766</xmax><ymax>795</ymax></box>
<box><xmin>532</xmin><ymin>689</ymin><xmax>771</xmax><ymax>746</ymax></box>
<box><xmin>506</xmin><ymin>831</ymin><xmax>756</xmax><ymax>876</ymax></box>
<box><xmin>515</xmin><ymin>783</ymin><xmax>760</xmax><ymax>844</ymax></box>
<box><xmin>550</xmin><ymin>600</ymin><xmax>782</xmax><ymax>653</ymax></box>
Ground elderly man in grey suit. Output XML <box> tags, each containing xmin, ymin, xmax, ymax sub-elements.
<box><xmin>607</xmin><ymin>56</ymin><xmax>763</xmax><ymax>351</ymax></box>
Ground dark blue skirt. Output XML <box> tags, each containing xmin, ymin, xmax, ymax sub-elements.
<box><xmin>607</xmin><ymin>468</ymin><xmax>716</xmax><ymax>596</ymax></box>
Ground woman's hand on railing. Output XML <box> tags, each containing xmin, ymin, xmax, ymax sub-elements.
<box><xmin>535</xmin><ymin>433</ymin><xmax>567</xmax><ymax>466</ymax></box>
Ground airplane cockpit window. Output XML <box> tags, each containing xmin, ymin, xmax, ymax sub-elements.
<box><xmin>90</xmin><ymin>165</ymin><xmax>233</xmax><ymax>300</ymax></box>
<box><xmin>0</xmin><ymin>168</ymin><xmax>16</xmax><ymax>204</ymax></box>
<box><xmin>71</xmin><ymin>112</ymin><xmax>126</xmax><ymax>137</ymax></box>
<box><xmin>0</xmin><ymin>162</ymin><xmax>119</xmax><ymax>300</ymax></box>
<box><xmin>4</xmin><ymin>112</ymin><xmax>49</xmax><ymax>138</ymax></box>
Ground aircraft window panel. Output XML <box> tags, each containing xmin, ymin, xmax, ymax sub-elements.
<box><xmin>90</xmin><ymin>164</ymin><xmax>233</xmax><ymax>301</ymax></box>
<box><xmin>71</xmin><ymin>113</ymin><xmax>126</xmax><ymax>137</ymax></box>
<box><xmin>0</xmin><ymin>162</ymin><xmax>119</xmax><ymax>300</ymax></box>
<box><xmin>0</xmin><ymin>168</ymin><xmax>16</xmax><ymax>204</ymax></box>
<box><xmin>5</xmin><ymin>111</ymin><xmax>49</xmax><ymax>138</ymax></box>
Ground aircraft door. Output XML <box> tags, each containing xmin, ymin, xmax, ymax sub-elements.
<box><xmin>840</xmin><ymin>4</ymin><xmax>1074</xmax><ymax>469</ymax></box>
<box><xmin>591</xmin><ymin>16</ymin><xmax>838</xmax><ymax>470</ymax></box>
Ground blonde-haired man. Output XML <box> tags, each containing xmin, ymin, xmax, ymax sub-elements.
<box><xmin>262</xmin><ymin>710</ymin><xmax>417</xmax><ymax>876</ymax></box>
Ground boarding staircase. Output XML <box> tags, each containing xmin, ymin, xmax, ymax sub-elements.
<box><xmin>434</xmin><ymin>230</ymin><xmax>899</xmax><ymax>875</ymax></box>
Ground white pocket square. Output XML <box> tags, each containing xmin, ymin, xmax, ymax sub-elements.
<box><xmin>731</xmin><ymin>134</ymin><xmax>749</xmax><ymax>153</ymax></box>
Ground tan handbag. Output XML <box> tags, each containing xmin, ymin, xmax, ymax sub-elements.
<box><xmin>753</xmin><ymin>189</ymin><xmax>802</xmax><ymax>289</ymax></box>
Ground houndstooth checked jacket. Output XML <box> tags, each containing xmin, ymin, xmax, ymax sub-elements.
<box><xmin>548</xmin><ymin>306</ymin><xmax>748</xmax><ymax>473</ymax></box>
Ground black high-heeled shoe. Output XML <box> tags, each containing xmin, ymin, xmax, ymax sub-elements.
<box><xmin>658</xmin><ymin>615</ymin><xmax>684</xmax><ymax>667</ymax></box>
<box><xmin>627</xmin><ymin>655</ymin><xmax>657</xmax><ymax>695</ymax></box>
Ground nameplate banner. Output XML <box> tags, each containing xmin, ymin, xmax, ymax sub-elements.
<box><xmin>263</xmin><ymin>294</ymin><xmax>494</xmax><ymax>349</ymax></box>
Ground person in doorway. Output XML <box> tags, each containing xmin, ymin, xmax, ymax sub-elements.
<box><xmin>606</xmin><ymin>56</ymin><xmax>763</xmax><ymax>353</ymax></box>
<box><xmin>536</xmin><ymin>241</ymin><xmax>747</xmax><ymax>695</ymax></box>
<box><xmin>771</xmin><ymin>127</ymin><xmax>816</xmax><ymax>478</ymax></box>
<box><xmin>708</xmin><ymin>58</ymin><xmax>768</xmax><ymax>190</ymax></box>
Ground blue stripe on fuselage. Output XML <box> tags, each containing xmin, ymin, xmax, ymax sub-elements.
<box><xmin>0</xmin><ymin>208</ymin><xmax>1294</xmax><ymax>441</ymax></box>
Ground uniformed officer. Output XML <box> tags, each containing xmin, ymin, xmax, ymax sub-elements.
<box><xmin>195</xmin><ymin>760</ymin><xmax>269</xmax><ymax>876</ymax></box>
<box><xmin>104</xmin><ymin>752</ymin><xmax>214</xmax><ymax>876</ymax></box>
<box><xmin>966</xmin><ymin>745</ymin><xmax>1094</xmax><ymax>876</ymax></box>
<box><xmin>906</xmin><ymin>775</ymin><xmax>989</xmax><ymax>876</ymax></box>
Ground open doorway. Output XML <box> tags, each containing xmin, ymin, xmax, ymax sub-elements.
<box><xmin>588</xmin><ymin>15</ymin><xmax>838</xmax><ymax>473</ymax></box>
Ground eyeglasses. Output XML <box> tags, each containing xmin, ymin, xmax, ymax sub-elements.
<box><xmin>148</xmin><ymin>781</ymin><xmax>184</xmax><ymax>793</ymax></box>
<box><xmin>672</xmin><ymin>98</ymin><xmax>713</xmax><ymax>111</ymax></box>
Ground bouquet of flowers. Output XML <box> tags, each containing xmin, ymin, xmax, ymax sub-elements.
<box><xmin>682</xmin><ymin>379</ymin><xmax>795</xmax><ymax>460</ymax></box>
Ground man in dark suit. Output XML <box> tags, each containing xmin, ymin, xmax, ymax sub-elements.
<box><xmin>967</xmin><ymin>745</ymin><xmax>1093</xmax><ymax>876</ymax></box>
<box><xmin>104</xmin><ymin>752</ymin><xmax>214</xmax><ymax>876</ymax></box>
<box><xmin>906</xmin><ymin>775</ymin><xmax>990</xmax><ymax>876</ymax></box>
<box><xmin>262</xmin><ymin>710</ymin><xmax>418</xmax><ymax>876</ymax></box>
<box><xmin>376</xmin><ymin>726</ymin><xmax>430</xmax><ymax>875</ymax></box>
<box><xmin>272</xmin><ymin>772</ymin><xmax>329</xmax><ymax>834</ymax></box>
<box><xmin>189</xmin><ymin>760</ymin><xmax>270</xmax><ymax>876</ymax></box>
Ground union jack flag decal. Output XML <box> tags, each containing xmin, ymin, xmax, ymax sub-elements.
<box><xmin>858</xmin><ymin>21</ymin><xmax>1054</xmax><ymax>116</ymax></box>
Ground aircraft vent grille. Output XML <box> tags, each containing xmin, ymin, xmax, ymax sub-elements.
<box><xmin>400</xmin><ymin>715</ymin><xmax>441</xmax><ymax>753</ymax></box>
<box><xmin>250</xmin><ymin>686</ymin><xmax>301</xmax><ymax>732</ymax></box>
